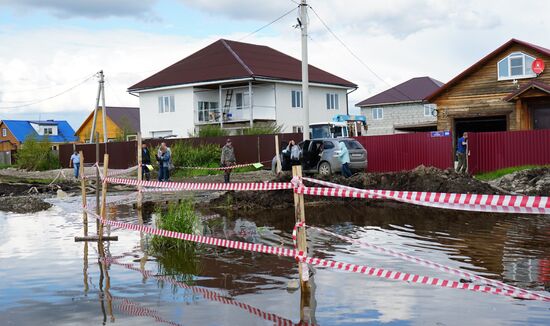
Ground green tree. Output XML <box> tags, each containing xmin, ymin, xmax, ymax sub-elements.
<box><xmin>16</xmin><ymin>135</ymin><xmax>60</xmax><ymax>171</ymax></box>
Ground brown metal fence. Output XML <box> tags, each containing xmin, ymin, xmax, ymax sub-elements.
<box><xmin>59</xmin><ymin>133</ymin><xmax>303</xmax><ymax>169</ymax></box>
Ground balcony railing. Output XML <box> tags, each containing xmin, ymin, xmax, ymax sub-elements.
<box><xmin>196</xmin><ymin>105</ymin><xmax>276</xmax><ymax>124</ymax></box>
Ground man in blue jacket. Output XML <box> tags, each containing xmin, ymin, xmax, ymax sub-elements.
<box><xmin>456</xmin><ymin>132</ymin><xmax>468</xmax><ymax>174</ymax></box>
<box><xmin>337</xmin><ymin>141</ymin><xmax>352</xmax><ymax>178</ymax></box>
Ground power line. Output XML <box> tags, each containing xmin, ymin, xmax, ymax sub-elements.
<box><xmin>3</xmin><ymin>73</ymin><xmax>101</xmax><ymax>94</ymax></box>
<box><xmin>239</xmin><ymin>5</ymin><xmax>299</xmax><ymax>41</ymax></box>
<box><xmin>0</xmin><ymin>73</ymin><xmax>97</xmax><ymax>109</ymax></box>
<box><xmin>308</xmin><ymin>5</ymin><xmax>414</xmax><ymax>102</ymax></box>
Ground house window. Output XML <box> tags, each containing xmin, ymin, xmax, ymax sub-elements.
<box><xmin>158</xmin><ymin>95</ymin><xmax>175</xmax><ymax>113</ymax></box>
<box><xmin>2</xmin><ymin>128</ymin><xmax>6</xmax><ymax>137</ymax></box>
<box><xmin>198</xmin><ymin>101</ymin><xmax>219</xmax><ymax>122</ymax></box>
<box><xmin>291</xmin><ymin>90</ymin><xmax>303</xmax><ymax>108</ymax></box>
<box><xmin>497</xmin><ymin>52</ymin><xmax>536</xmax><ymax>80</ymax></box>
<box><xmin>236</xmin><ymin>93</ymin><xmax>243</xmax><ymax>110</ymax></box>
<box><xmin>292</xmin><ymin>125</ymin><xmax>303</xmax><ymax>133</ymax></box>
<box><xmin>424</xmin><ymin>104</ymin><xmax>436</xmax><ymax>117</ymax></box>
<box><xmin>43</xmin><ymin>127</ymin><xmax>53</xmax><ymax>135</ymax></box>
<box><xmin>372</xmin><ymin>108</ymin><xmax>383</xmax><ymax>120</ymax></box>
<box><xmin>326</xmin><ymin>93</ymin><xmax>339</xmax><ymax>110</ymax></box>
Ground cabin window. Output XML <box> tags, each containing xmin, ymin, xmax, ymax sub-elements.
<box><xmin>292</xmin><ymin>125</ymin><xmax>303</xmax><ymax>133</ymax></box>
<box><xmin>198</xmin><ymin>101</ymin><xmax>219</xmax><ymax>122</ymax></box>
<box><xmin>497</xmin><ymin>52</ymin><xmax>536</xmax><ymax>80</ymax></box>
<box><xmin>43</xmin><ymin>127</ymin><xmax>53</xmax><ymax>135</ymax></box>
<box><xmin>372</xmin><ymin>108</ymin><xmax>383</xmax><ymax>120</ymax></box>
<box><xmin>326</xmin><ymin>93</ymin><xmax>339</xmax><ymax>110</ymax></box>
<box><xmin>424</xmin><ymin>104</ymin><xmax>436</xmax><ymax>117</ymax></box>
<box><xmin>158</xmin><ymin>95</ymin><xmax>175</xmax><ymax>113</ymax></box>
<box><xmin>235</xmin><ymin>93</ymin><xmax>243</xmax><ymax>110</ymax></box>
<box><xmin>291</xmin><ymin>90</ymin><xmax>303</xmax><ymax>108</ymax></box>
<box><xmin>2</xmin><ymin>128</ymin><xmax>6</xmax><ymax>137</ymax></box>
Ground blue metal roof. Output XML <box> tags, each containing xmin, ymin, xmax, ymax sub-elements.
<box><xmin>2</xmin><ymin>120</ymin><xmax>77</xmax><ymax>143</ymax></box>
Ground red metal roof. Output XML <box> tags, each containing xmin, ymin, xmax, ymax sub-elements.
<box><xmin>355</xmin><ymin>76</ymin><xmax>443</xmax><ymax>107</ymax></box>
<box><xmin>426</xmin><ymin>38</ymin><xmax>550</xmax><ymax>101</ymax></box>
<box><xmin>129</xmin><ymin>39</ymin><xmax>357</xmax><ymax>91</ymax></box>
<box><xmin>503</xmin><ymin>80</ymin><xmax>550</xmax><ymax>101</ymax></box>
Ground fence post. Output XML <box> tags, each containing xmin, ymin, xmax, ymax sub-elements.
<box><xmin>137</xmin><ymin>132</ymin><xmax>142</xmax><ymax>210</ymax></box>
<box><xmin>98</xmin><ymin>154</ymin><xmax>109</xmax><ymax>239</ymax></box>
<box><xmin>275</xmin><ymin>135</ymin><xmax>282</xmax><ymax>174</ymax></box>
<box><xmin>79</xmin><ymin>151</ymin><xmax>88</xmax><ymax>236</ymax></box>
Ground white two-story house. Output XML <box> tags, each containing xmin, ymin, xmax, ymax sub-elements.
<box><xmin>128</xmin><ymin>39</ymin><xmax>357</xmax><ymax>137</ymax></box>
<box><xmin>356</xmin><ymin>77</ymin><xmax>443</xmax><ymax>135</ymax></box>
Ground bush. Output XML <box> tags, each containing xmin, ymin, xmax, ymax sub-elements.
<box><xmin>16</xmin><ymin>135</ymin><xmax>60</xmax><ymax>171</ymax></box>
<box><xmin>193</xmin><ymin>125</ymin><xmax>229</xmax><ymax>138</ymax></box>
<box><xmin>242</xmin><ymin>122</ymin><xmax>283</xmax><ymax>135</ymax></box>
<box><xmin>171</xmin><ymin>142</ymin><xmax>221</xmax><ymax>176</ymax></box>
<box><xmin>150</xmin><ymin>200</ymin><xmax>201</xmax><ymax>251</ymax></box>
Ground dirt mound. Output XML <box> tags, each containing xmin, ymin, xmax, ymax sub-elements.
<box><xmin>491</xmin><ymin>168</ymin><xmax>550</xmax><ymax>196</ymax></box>
<box><xmin>210</xmin><ymin>166</ymin><xmax>501</xmax><ymax>210</ymax></box>
<box><xmin>0</xmin><ymin>196</ymin><xmax>52</xmax><ymax>213</ymax></box>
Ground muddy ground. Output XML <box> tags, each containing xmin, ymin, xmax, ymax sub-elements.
<box><xmin>210</xmin><ymin>166</ymin><xmax>503</xmax><ymax>210</ymax></box>
<box><xmin>490</xmin><ymin>167</ymin><xmax>550</xmax><ymax>196</ymax></box>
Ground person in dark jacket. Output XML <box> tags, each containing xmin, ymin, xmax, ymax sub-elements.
<box><xmin>141</xmin><ymin>143</ymin><xmax>151</xmax><ymax>181</ymax></box>
<box><xmin>156</xmin><ymin>143</ymin><xmax>171</xmax><ymax>181</ymax></box>
<box><xmin>220</xmin><ymin>139</ymin><xmax>236</xmax><ymax>183</ymax></box>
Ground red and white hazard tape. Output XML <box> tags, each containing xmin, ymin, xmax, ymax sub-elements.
<box><xmin>296</xmin><ymin>222</ymin><xmax>548</xmax><ymax>301</ymax></box>
<box><xmin>104</xmin><ymin>177</ymin><xmax>293</xmax><ymax>191</ymax></box>
<box><xmin>84</xmin><ymin>207</ymin><xmax>549</xmax><ymax>301</ymax></box>
<box><xmin>109</xmin><ymin>295</ymin><xmax>182</xmax><ymax>326</ymax></box>
<box><xmin>105</xmin><ymin>257</ymin><xmax>299</xmax><ymax>326</ymax></box>
<box><xmin>299</xmin><ymin>177</ymin><xmax>550</xmax><ymax>215</ymax></box>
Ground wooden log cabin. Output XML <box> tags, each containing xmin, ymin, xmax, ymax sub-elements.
<box><xmin>426</xmin><ymin>39</ymin><xmax>550</xmax><ymax>137</ymax></box>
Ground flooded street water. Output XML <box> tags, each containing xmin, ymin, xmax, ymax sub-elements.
<box><xmin>1</xmin><ymin>194</ymin><xmax>549</xmax><ymax>325</ymax></box>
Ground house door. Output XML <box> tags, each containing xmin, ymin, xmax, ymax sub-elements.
<box><xmin>533</xmin><ymin>106</ymin><xmax>550</xmax><ymax>130</ymax></box>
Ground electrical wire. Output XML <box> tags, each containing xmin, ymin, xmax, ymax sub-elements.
<box><xmin>0</xmin><ymin>72</ymin><xmax>97</xmax><ymax>109</ymax></box>
<box><xmin>308</xmin><ymin>5</ymin><xmax>414</xmax><ymax>102</ymax></box>
<box><xmin>3</xmin><ymin>72</ymin><xmax>101</xmax><ymax>94</ymax></box>
<box><xmin>239</xmin><ymin>5</ymin><xmax>299</xmax><ymax>41</ymax></box>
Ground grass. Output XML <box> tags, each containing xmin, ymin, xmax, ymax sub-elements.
<box><xmin>170</xmin><ymin>164</ymin><xmax>260</xmax><ymax>179</ymax></box>
<box><xmin>475</xmin><ymin>165</ymin><xmax>549</xmax><ymax>181</ymax></box>
<box><xmin>149</xmin><ymin>200</ymin><xmax>201</xmax><ymax>251</ymax></box>
<box><xmin>0</xmin><ymin>164</ymin><xmax>12</xmax><ymax>170</ymax></box>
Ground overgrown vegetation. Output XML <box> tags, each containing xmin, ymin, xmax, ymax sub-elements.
<box><xmin>170</xmin><ymin>142</ymin><xmax>221</xmax><ymax>176</ymax></box>
<box><xmin>192</xmin><ymin>125</ymin><xmax>229</xmax><ymax>138</ymax></box>
<box><xmin>242</xmin><ymin>122</ymin><xmax>283</xmax><ymax>135</ymax></box>
<box><xmin>16</xmin><ymin>136</ymin><xmax>60</xmax><ymax>171</ymax></box>
<box><xmin>150</xmin><ymin>200</ymin><xmax>201</xmax><ymax>251</ymax></box>
<box><xmin>475</xmin><ymin>165</ymin><xmax>549</xmax><ymax>181</ymax></box>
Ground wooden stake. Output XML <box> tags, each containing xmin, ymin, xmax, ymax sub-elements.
<box><xmin>292</xmin><ymin>165</ymin><xmax>309</xmax><ymax>285</ymax></box>
<box><xmin>275</xmin><ymin>135</ymin><xmax>282</xmax><ymax>174</ymax></box>
<box><xmin>137</xmin><ymin>132</ymin><xmax>143</xmax><ymax>210</ymax></box>
<box><xmin>98</xmin><ymin>154</ymin><xmax>109</xmax><ymax>239</ymax></box>
<box><xmin>79</xmin><ymin>151</ymin><xmax>88</xmax><ymax>236</ymax></box>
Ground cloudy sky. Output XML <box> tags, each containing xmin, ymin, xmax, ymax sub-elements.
<box><xmin>0</xmin><ymin>0</ymin><xmax>549</xmax><ymax>128</ymax></box>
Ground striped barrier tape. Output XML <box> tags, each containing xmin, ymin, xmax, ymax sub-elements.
<box><xmin>104</xmin><ymin>177</ymin><xmax>294</xmax><ymax>191</ymax></box>
<box><xmin>108</xmin><ymin>295</ymin><xmax>182</xmax><ymax>326</ymax></box>
<box><xmin>82</xmin><ymin>164</ymin><xmax>138</xmax><ymax>180</ymax></box>
<box><xmin>299</xmin><ymin>177</ymin><xmax>550</xmax><ymax>214</ymax></box>
<box><xmin>104</xmin><ymin>257</ymin><xmax>300</xmax><ymax>326</ymax></box>
<box><xmin>84</xmin><ymin>207</ymin><xmax>549</xmax><ymax>301</ymax></box>
<box><xmin>294</xmin><ymin>222</ymin><xmax>550</xmax><ymax>302</ymax></box>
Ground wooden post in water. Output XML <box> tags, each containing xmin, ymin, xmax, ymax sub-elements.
<box><xmin>137</xmin><ymin>132</ymin><xmax>143</xmax><ymax>210</ymax></box>
<box><xmin>98</xmin><ymin>154</ymin><xmax>109</xmax><ymax>239</ymax></box>
<box><xmin>79</xmin><ymin>151</ymin><xmax>88</xmax><ymax>236</ymax></box>
<box><xmin>95</xmin><ymin>132</ymin><xmax>100</xmax><ymax>216</ymax></box>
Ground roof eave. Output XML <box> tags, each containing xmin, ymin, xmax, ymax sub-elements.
<box><xmin>356</xmin><ymin>99</ymin><xmax>423</xmax><ymax>107</ymax></box>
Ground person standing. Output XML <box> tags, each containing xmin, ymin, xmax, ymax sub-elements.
<box><xmin>156</xmin><ymin>143</ymin><xmax>171</xmax><ymax>181</ymax></box>
<box><xmin>141</xmin><ymin>143</ymin><xmax>151</xmax><ymax>181</ymax></box>
<box><xmin>220</xmin><ymin>139</ymin><xmax>236</xmax><ymax>183</ymax></box>
<box><xmin>456</xmin><ymin>132</ymin><xmax>468</xmax><ymax>174</ymax></box>
<box><xmin>337</xmin><ymin>141</ymin><xmax>352</xmax><ymax>178</ymax></box>
<box><xmin>69</xmin><ymin>151</ymin><xmax>80</xmax><ymax>179</ymax></box>
<box><xmin>288</xmin><ymin>140</ymin><xmax>301</xmax><ymax>166</ymax></box>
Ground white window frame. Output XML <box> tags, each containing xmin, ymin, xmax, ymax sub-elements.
<box><xmin>158</xmin><ymin>95</ymin><xmax>175</xmax><ymax>113</ymax></box>
<box><xmin>497</xmin><ymin>52</ymin><xmax>537</xmax><ymax>81</ymax></box>
<box><xmin>292</xmin><ymin>125</ymin><xmax>303</xmax><ymax>133</ymax></box>
<box><xmin>43</xmin><ymin>127</ymin><xmax>53</xmax><ymax>135</ymax></box>
<box><xmin>2</xmin><ymin>128</ymin><xmax>6</xmax><ymax>137</ymax></box>
<box><xmin>372</xmin><ymin>108</ymin><xmax>383</xmax><ymax>120</ymax></box>
<box><xmin>326</xmin><ymin>93</ymin><xmax>339</xmax><ymax>110</ymax></box>
<box><xmin>291</xmin><ymin>90</ymin><xmax>303</xmax><ymax>108</ymax></box>
<box><xmin>424</xmin><ymin>104</ymin><xmax>436</xmax><ymax>117</ymax></box>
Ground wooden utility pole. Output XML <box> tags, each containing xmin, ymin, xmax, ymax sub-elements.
<box><xmin>275</xmin><ymin>135</ymin><xmax>282</xmax><ymax>174</ymax></box>
<box><xmin>300</xmin><ymin>0</ymin><xmax>310</xmax><ymax>140</ymax></box>
<box><xmin>79</xmin><ymin>151</ymin><xmax>88</xmax><ymax>236</ymax></box>
<box><xmin>89</xmin><ymin>71</ymin><xmax>108</xmax><ymax>143</ymax></box>
<box><xmin>137</xmin><ymin>132</ymin><xmax>143</xmax><ymax>210</ymax></box>
<box><xmin>95</xmin><ymin>133</ymin><xmax>100</xmax><ymax>217</ymax></box>
<box><xmin>292</xmin><ymin>165</ymin><xmax>309</xmax><ymax>284</ymax></box>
